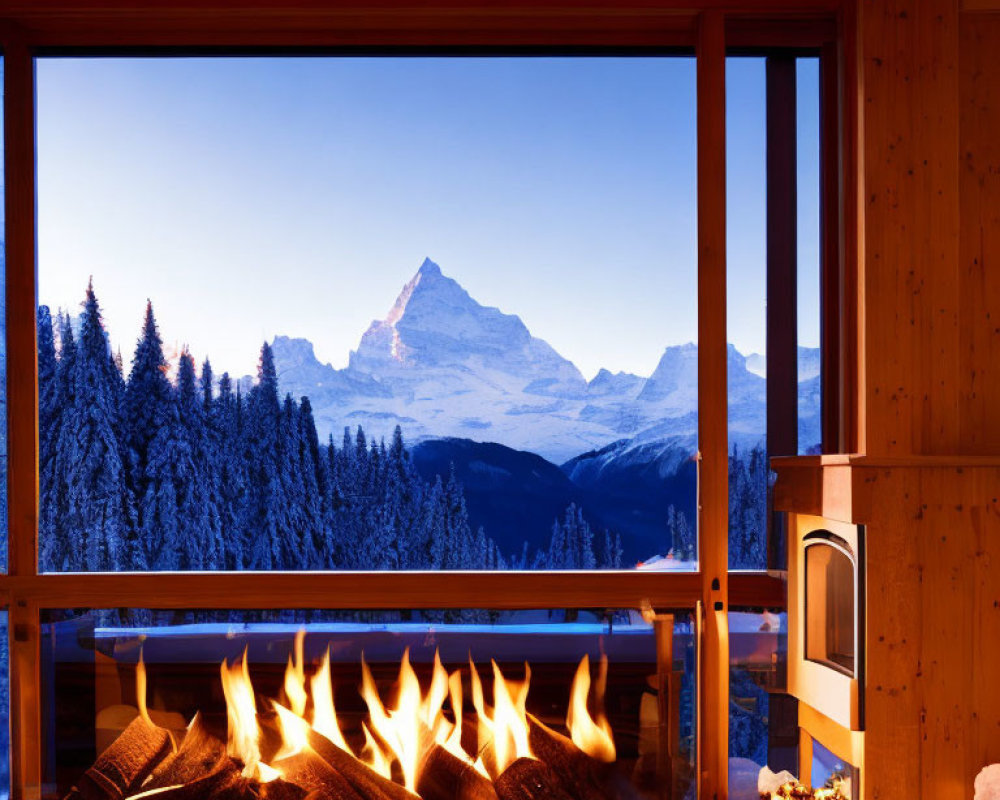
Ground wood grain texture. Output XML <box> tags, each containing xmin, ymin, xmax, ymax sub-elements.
<box><xmin>0</xmin><ymin>2</ymin><xmax>839</xmax><ymax>50</ymax></box>
<box><xmin>774</xmin><ymin>459</ymin><xmax>1000</xmax><ymax>800</ymax></box>
<box><xmin>0</xmin><ymin>571</ymin><xmax>784</xmax><ymax>610</ymax></box>
<box><xmin>958</xmin><ymin>13</ymin><xmax>1000</xmax><ymax>452</ymax></box>
<box><xmin>696</xmin><ymin>11</ymin><xmax>728</xmax><ymax>800</ymax></box>
<box><xmin>5</xmin><ymin>37</ymin><xmax>38</xmax><ymax>579</ymax></box>
<box><xmin>820</xmin><ymin>40</ymin><xmax>843</xmax><ymax>454</ymax></box>
<box><xmin>861</xmin><ymin>464</ymin><xmax>1000</xmax><ymax>800</ymax></box>
<box><xmin>859</xmin><ymin>0</ymin><xmax>962</xmax><ymax>457</ymax></box>
<box><xmin>5</xmin><ymin>41</ymin><xmax>42</xmax><ymax>800</ymax></box>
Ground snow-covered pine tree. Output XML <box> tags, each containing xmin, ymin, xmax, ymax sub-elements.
<box><xmin>278</xmin><ymin>393</ymin><xmax>320</xmax><ymax>568</ymax></box>
<box><xmin>565</xmin><ymin>503</ymin><xmax>596</xmax><ymax>569</ymax></box>
<box><xmin>65</xmin><ymin>283</ymin><xmax>139</xmax><ymax>570</ymax></box>
<box><xmin>38</xmin><ymin>307</ymin><xmax>68</xmax><ymax>570</ymax></box>
<box><xmin>213</xmin><ymin>372</ymin><xmax>249</xmax><ymax>569</ymax></box>
<box><xmin>243</xmin><ymin>342</ymin><xmax>287</xmax><ymax>570</ymax></box>
<box><xmin>601</xmin><ymin>529</ymin><xmax>624</xmax><ymax>569</ymax></box>
<box><xmin>177</xmin><ymin>352</ymin><xmax>225</xmax><ymax>569</ymax></box>
<box><xmin>126</xmin><ymin>302</ymin><xmax>173</xmax><ymax>510</ymax></box>
<box><xmin>200</xmin><ymin>358</ymin><xmax>214</xmax><ymax>411</ymax></box>
<box><xmin>294</xmin><ymin>397</ymin><xmax>329</xmax><ymax>567</ymax></box>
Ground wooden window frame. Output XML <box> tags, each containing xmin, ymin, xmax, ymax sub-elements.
<box><xmin>0</xmin><ymin>4</ymin><xmax>855</xmax><ymax>799</ymax></box>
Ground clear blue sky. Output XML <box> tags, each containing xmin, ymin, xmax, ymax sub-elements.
<box><xmin>36</xmin><ymin>56</ymin><xmax>818</xmax><ymax>380</ymax></box>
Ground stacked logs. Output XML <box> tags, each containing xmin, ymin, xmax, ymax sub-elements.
<box><xmin>63</xmin><ymin>712</ymin><xmax>623</xmax><ymax>800</ymax></box>
<box><xmin>759</xmin><ymin>783</ymin><xmax>849</xmax><ymax>800</ymax></box>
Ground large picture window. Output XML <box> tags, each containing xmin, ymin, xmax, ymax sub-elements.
<box><xmin>0</xmin><ymin>7</ymin><xmax>847</xmax><ymax>800</ymax></box>
<box><xmin>36</xmin><ymin>56</ymin><xmax>702</xmax><ymax>573</ymax></box>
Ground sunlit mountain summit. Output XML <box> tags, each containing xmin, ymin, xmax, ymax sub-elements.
<box><xmin>272</xmin><ymin>257</ymin><xmax>820</xmax><ymax>464</ymax></box>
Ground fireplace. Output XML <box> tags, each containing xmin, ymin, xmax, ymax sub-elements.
<box><xmin>786</xmin><ymin>514</ymin><xmax>866</xmax><ymax>800</ymax></box>
<box><xmin>788</xmin><ymin>515</ymin><xmax>864</xmax><ymax>732</ymax></box>
<box><xmin>38</xmin><ymin>608</ymin><xmax>695</xmax><ymax>800</ymax></box>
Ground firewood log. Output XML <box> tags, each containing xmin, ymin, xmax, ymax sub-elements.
<box><xmin>64</xmin><ymin>716</ymin><xmax>173</xmax><ymax>800</ymax></box>
<box><xmin>306</xmin><ymin>729</ymin><xmax>419</xmax><ymax>800</ymax></box>
<box><xmin>416</xmin><ymin>744</ymin><xmax>498</xmax><ymax>800</ymax></box>
<box><xmin>258</xmin><ymin>776</ymin><xmax>309</xmax><ymax>800</ymax></box>
<box><xmin>272</xmin><ymin>752</ymin><xmax>364</xmax><ymax>800</ymax></box>
<box><xmin>124</xmin><ymin>760</ymin><xmax>240</xmax><ymax>800</ymax></box>
<box><xmin>494</xmin><ymin>758</ymin><xmax>575</xmax><ymax>800</ymax></box>
<box><xmin>527</xmin><ymin>716</ymin><xmax>613</xmax><ymax>800</ymax></box>
<box><xmin>144</xmin><ymin>713</ymin><xmax>226</xmax><ymax>790</ymax></box>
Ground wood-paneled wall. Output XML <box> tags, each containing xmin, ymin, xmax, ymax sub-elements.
<box><xmin>958</xmin><ymin>13</ymin><xmax>1000</xmax><ymax>452</ymax></box>
<box><xmin>862</xmin><ymin>464</ymin><xmax>1000</xmax><ymax>798</ymax></box>
<box><xmin>859</xmin><ymin>0</ymin><xmax>962</xmax><ymax>457</ymax></box>
<box><xmin>859</xmin><ymin>1</ymin><xmax>1000</xmax><ymax>457</ymax></box>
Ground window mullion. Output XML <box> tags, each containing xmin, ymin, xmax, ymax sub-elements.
<box><xmin>696</xmin><ymin>10</ymin><xmax>729</xmax><ymax>800</ymax></box>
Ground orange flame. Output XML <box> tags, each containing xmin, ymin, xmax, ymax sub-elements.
<box><xmin>310</xmin><ymin>647</ymin><xmax>352</xmax><ymax>753</ymax></box>
<box><xmin>136</xmin><ymin>648</ymin><xmax>152</xmax><ymax>727</ymax></box>
<box><xmin>361</xmin><ymin>721</ymin><xmax>393</xmax><ymax>780</ymax></box>
<box><xmin>285</xmin><ymin>629</ymin><xmax>308</xmax><ymax>718</ymax></box>
<box><xmin>220</xmin><ymin>650</ymin><xmax>270</xmax><ymax>780</ymax></box>
<box><xmin>470</xmin><ymin>657</ymin><xmax>534</xmax><ymax>777</ymax></box>
<box><xmin>425</xmin><ymin>656</ymin><xmax>489</xmax><ymax>778</ymax></box>
<box><xmin>211</xmin><ymin>633</ymin><xmax>615</xmax><ymax>793</ymax></box>
<box><xmin>566</xmin><ymin>654</ymin><xmax>616</xmax><ymax>762</ymax></box>
<box><xmin>273</xmin><ymin>700</ymin><xmax>311</xmax><ymax>761</ymax></box>
<box><xmin>360</xmin><ymin>649</ymin><xmax>423</xmax><ymax>793</ymax></box>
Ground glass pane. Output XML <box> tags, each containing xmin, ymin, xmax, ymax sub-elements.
<box><xmin>726</xmin><ymin>56</ymin><xmax>821</xmax><ymax>569</ymax></box>
<box><xmin>725</xmin><ymin>57</ymin><xmax>769</xmax><ymax>571</ymax></box>
<box><xmin>727</xmin><ymin>609</ymin><xmax>793</xmax><ymax>795</ymax></box>
<box><xmin>797</xmin><ymin>57</ymin><xmax>822</xmax><ymax>455</ymax></box>
<box><xmin>36</xmin><ymin>56</ymin><xmax>698</xmax><ymax>572</ymax></box>
<box><xmin>811</xmin><ymin>739</ymin><xmax>857</xmax><ymax>798</ymax></box>
<box><xmin>804</xmin><ymin>541</ymin><xmax>855</xmax><ymax>676</ymax></box>
<box><xmin>40</xmin><ymin>608</ymin><xmax>696</xmax><ymax>800</ymax></box>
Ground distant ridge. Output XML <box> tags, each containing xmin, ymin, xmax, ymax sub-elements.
<box><xmin>271</xmin><ymin>258</ymin><xmax>821</xmax><ymax>462</ymax></box>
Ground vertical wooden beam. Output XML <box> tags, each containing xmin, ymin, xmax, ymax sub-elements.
<box><xmin>4</xmin><ymin>35</ymin><xmax>41</xmax><ymax>800</ymax></box>
<box><xmin>819</xmin><ymin>41</ymin><xmax>843</xmax><ymax>455</ymax></box>
<box><xmin>654</xmin><ymin>614</ymin><xmax>675</xmax><ymax>799</ymax></box>
<box><xmin>859</xmin><ymin>0</ymin><xmax>960</xmax><ymax>457</ymax></box>
<box><xmin>765</xmin><ymin>56</ymin><xmax>798</xmax><ymax>574</ymax></box>
<box><xmin>839</xmin><ymin>0</ymin><xmax>863</xmax><ymax>456</ymax></box>
<box><xmin>697</xmin><ymin>10</ymin><xmax>728</xmax><ymax>800</ymax></box>
<box><xmin>766</xmin><ymin>55</ymin><xmax>798</xmax><ymax>460</ymax></box>
<box><xmin>5</xmin><ymin>39</ymin><xmax>38</xmax><ymax>580</ymax></box>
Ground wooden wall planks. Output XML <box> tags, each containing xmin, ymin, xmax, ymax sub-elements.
<box><xmin>696</xmin><ymin>12</ymin><xmax>729</xmax><ymax>800</ymax></box>
<box><xmin>859</xmin><ymin>0</ymin><xmax>962</xmax><ymax>457</ymax></box>
<box><xmin>774</xmin><ymin>459</ymin><xmax>1000</xmax><ymax>799</ymax></box>
<box><xmin>862</xmin><ymin>464</ymin><xmax>1000</xmax><ymax>799</ymax></box>
<box><xmin>958</xmin><ymin>14</ymin><xmax>1000</xmax><ymax>453</ymax></box>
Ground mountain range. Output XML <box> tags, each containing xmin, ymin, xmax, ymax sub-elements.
<box><xmin>270</xmin><ymin>257</ymin><xmax>821</xmax><ymax>465</ymax></box>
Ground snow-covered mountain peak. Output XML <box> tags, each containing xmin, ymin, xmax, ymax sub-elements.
<box><xmin>417</xmin><ymin>256</ymin><xmax>443</xmax><ymax>277</ymax></box>
<box><xmin>268</xmin><ymin>258</ymin><xmax>822</xmax><ymax>462</ymax></box>
<box><xmin>349</xmin><ymin>259</ymin><xmax>586</xmax><ymax>394</ymax></box>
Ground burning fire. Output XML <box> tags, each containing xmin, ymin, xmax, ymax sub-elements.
<box><xmin>469</xmin><ymin>658</ymin><xmax>534</xmax><ymax>777</ymax></box>
<box><xmin>127</xmin><ymin>633</ymin><xmax>618</xmax><ymax>799</ymax></box>
<box><xmin>566</xmin><ymin>654</ymin><xmax>616</xmax><ymax>762</ymax></box>
<box><xmin>219</xmin><ymin>650</ymin><xmax>281</xmax><ymax>782</ymax></box>
<box><xmin>762</xmin><ymin>780</ymin><xmax>851</xmax><ymax>799</ymax></box>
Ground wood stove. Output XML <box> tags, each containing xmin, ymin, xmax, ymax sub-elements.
<box><xmin>785</xmin><ymin>514</ymin><xmax>865</xmax><ymax>800</ymax></box>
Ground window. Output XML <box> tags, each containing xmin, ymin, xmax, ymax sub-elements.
<box><xmin>0</xmin><ymin>7</ymin><xmax>846</xmax><ymax>800</ymax></box>
<box><xmin>36</xmin><ymin>56</ymin><xmax>699</xmax><ymax>574</ymax></box>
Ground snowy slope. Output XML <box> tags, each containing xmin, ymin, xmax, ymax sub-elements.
<box><xmin>272</xmin><ymin>258</ymin><xmax>821</xmax><ymax>463</ymax></box>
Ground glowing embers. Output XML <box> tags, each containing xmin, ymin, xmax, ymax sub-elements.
<box><xmin>64</xmin><ymin>634</ymin><xmax>621</xmax><ymax>800</ymax></box>
<box><xmin>760</xmin><ymin>782</ymin><xmax>850</xmax><ymax>800</ymax></box>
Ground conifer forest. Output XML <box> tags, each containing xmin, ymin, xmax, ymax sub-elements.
<box><xmin>36</xmin><ymin>284</ymin><xmax>769</xmax><ymax>573</ymax></box>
